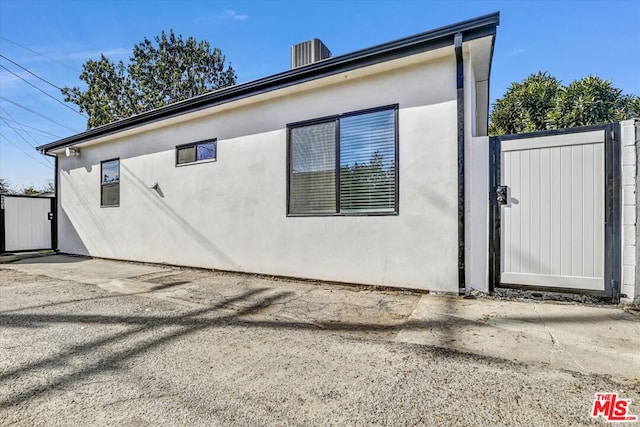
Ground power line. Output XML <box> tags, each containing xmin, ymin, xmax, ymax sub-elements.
<box><xmin>0</xmin><ymin>96</ymin><xmax>80</xmax><ymax>132</ymax></box>
<box><xmin>0</xmin><ymin>105</ymin><xmax>40</xmax><ymax>147</ymax></box>
<box><xmin>0</xmin><ymin>36</ymin><xmax>80</xmax><ymax>72</ymax></box>
<box><xmin>0</xmin><ymin>116</ymin><xmax>39</xmax><ymax>150</ymax></box>
<box><xmin>0</xmin><ymin>115</ymin><xmax>62</xmax><ymax>138</ymax></box>
<box><xmin>0</xmin><ymin>117</ymin><xmax>54</xmax><ymax>166</ymax></box>
<box><xmin>0</xmin><ymin>63</ymin><xmax>86</xmax><ymax>117</ymax></box>
<box><xmin>0</xmin><ymin>54</ymin><xmax>64</xmax><ymax>91</ymax></box>
<box><xmin>0</xmin><ymin>134</ymin><xmax>53</xmax><ymax>169</ymax></box>
<box><xmin>0</xmin><ymin>116</ymin><xmax>54</xmax><ymax>166</ymax></box>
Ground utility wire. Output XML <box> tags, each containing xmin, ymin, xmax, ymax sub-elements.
<box><xmin>0</xmin><ymin>54</ymin><xmax>64</xmax><ymax>91</ymax></box>
<box><xmin>0</xmin><ymin>116</ymin><xmax>54</xmax><ymax>165</ymax></box>
<box><xmin>0</xmin><ymin>36</ymin><xmax>80</xmax><ymax>72</ymax></box>
<box><xmin>0</xmin><ymin>116</ymin><xmax>39</xmax><ymax>150</ymax></box>
<box><xmin>0</xmin><ymin>115</ymin><xmax>62</xmax><ymax>138</ymax></box>
<box><xmin>0</xmin><ymin>134</ymin><xmax>53</xmax><ymax>169</ymax></box>
<box><xmin>0</xmin><ymin>105</ymin><xmax>41</xmax><ymax>147</ymax></box>
<box><xmin>0</xmin><ymin>96</ymin><xmax>80</xmax><ymax>132</ymax></box>
<box><xmin>0</xmin><ymin>117</ymin><xmax>54</xmax><ymax>166</ymax></box>
<box><xmin>0</xmin><ymin>63</ymin><xmax>87</xmax><ymax>117</ymax></box>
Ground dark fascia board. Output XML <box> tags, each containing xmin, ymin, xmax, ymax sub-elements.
<box><xmin>37</xmin><ymin>12</ymin><xmax>499</xmax><ymax>154</ymax></box>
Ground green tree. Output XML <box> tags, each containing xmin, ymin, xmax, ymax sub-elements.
<box><xmin>20</xmin><ymin>185</ymin><xmax>38</xmax><ymax>196</ymax></box>
<box><xmin>489</xmin><ymin>72</ymin><xmax>561</xmax><ymax>135</ymax></box>
<box><xmin>62</xmin><ymin>30</ymin><xmax>237</xmax><ymax>129</ymax></box>
<box><xmin>490</xmin><ymin>73</ymin><xmax>640</xmax><ymax>135</ymax></box>
<box><xmin>547</xmin><ymin>76</ymin><xmax>637</xmax><ymax>128</ymax></box>
<box><xmin>0</xmin><ymin>178</ymin><xmax>11</xmax><ymax>194</ymax></box>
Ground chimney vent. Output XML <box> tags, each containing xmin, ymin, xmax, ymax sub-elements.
<box><xmin>291</xmin><ymin>39</ymin><xmax>331</xmax><ymax>69</ymax></box>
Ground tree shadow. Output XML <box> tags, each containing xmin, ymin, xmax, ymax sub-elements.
<box><xmin>1</xmin><ymin>286</ymin><xmax>635</xmax><ymax>408</ymax></box>
<box><xmin>0</xmin><ymin>280</ymin><xmax>191</xmax><ymax>314</ymax></box>
<box><xmin>0</xmin><ymin>287</ymin><xmax>288</xmax><ymax>408</ymax></box>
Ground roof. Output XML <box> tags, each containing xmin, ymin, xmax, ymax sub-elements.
<box><xmin>37</xmin><ymin>12</ymin><xmax>499</xmax><ymax>154</ymax></box>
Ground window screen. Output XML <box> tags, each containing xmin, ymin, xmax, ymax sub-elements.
<box><xmin>290</xmin><ymin>122</ymin><xmax>336</xmax><ymax>214</ymax></box>
<box><xmin>288</xmin><ymin>105</ymin><xmax>397</xmax><ymax>215</ymax></box>
<box><xmin>177</xmin><ymin>146</ymin><xmax>196</xmax><ymax>164</ymax></box>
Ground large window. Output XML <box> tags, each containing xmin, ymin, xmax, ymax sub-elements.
<box><xmin>288</xmin><ymin>105</ymin><xmax>398</xmax><ymax>215</ymax></box>
<box><xmin>101</xmin><ymin>159</ymin><xmax>120</xmax><ymax>207</ymax></box>
<box><xmin>176</xmin><ymin>139</ymin><xmax>217</xmax><ymax>165</ymax></box>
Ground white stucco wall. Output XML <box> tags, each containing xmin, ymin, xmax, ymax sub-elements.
<box><xmin>463</xmin><ymin>50</ymin><xmax>490</xmax><ymax>293</ymax></box>
<box><xmin>621</xmin><ymin>119</ymin><xmax>639</xmax><ymax>303</ymax></box>
<box><xmin>467</xmin><ymin>136</ymin><xmax>489</xmax><ymax>292</ymax></box>
<box><xmin>57</xmin><ymin>50</ymin><xmax>468</xmax><ymax>292</ymax></box>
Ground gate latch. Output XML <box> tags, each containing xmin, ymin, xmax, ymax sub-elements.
<box><xmin>496</xmin><ymin>185</ymin><xmax>509</xmax><ymax>205</ymax></box>
<box><xmin>47</xmin><ymin>212</ymin><xmax>54</xmax><ymax>220</ymax></box>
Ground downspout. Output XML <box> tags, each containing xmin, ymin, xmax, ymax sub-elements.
<box><xmin>455</xmin><ymin>32</ymin><xmax>465</xmax><ymax>294</ymax></box>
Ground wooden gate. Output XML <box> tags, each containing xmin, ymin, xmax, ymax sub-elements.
<box><xmin>1</xmin><ymin>195</ymin><xmax>55</xmax><ymax>253</ymax></box>
<box><xmin>489</xmin><ymin>124</ymin><xmax>621</xmax><ymax>300</ymax></box>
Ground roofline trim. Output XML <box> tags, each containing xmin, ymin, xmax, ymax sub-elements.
<box><xmin>38</xmin><ymin>12</ymin><xmax>499</xmax><ymax>153</ymax></box>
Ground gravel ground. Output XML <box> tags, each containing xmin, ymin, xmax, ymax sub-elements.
<box><xmin>0</xmin><ymin>266</ymin><xmax>638</xmax><ymax>426</ymax></box>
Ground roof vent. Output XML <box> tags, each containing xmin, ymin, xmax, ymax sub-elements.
<box><xmin>291</xmin><ymin>39</ymin><xmax>331</xmax><ymax>69</ymax></box>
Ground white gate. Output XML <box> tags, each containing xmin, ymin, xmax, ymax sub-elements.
<box><xmin>489</xmin><ymin>125</ymin><xmax>621</xmax><ymax>299</ymax></box>
<box><xmin>1</xmin><ymin>195</ymin><xmax>55</xmax><ymax>252</ymax></box>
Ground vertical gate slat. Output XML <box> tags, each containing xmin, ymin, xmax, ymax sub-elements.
<box><xmin>594</xmin><ymin>142</ymin><xmax>605</xmax><ymax>278</ymax></box>
<box><xmin>571</xmin><ymin>145</ymin><xmax>584</xmax><ymax>275</ymax></box>
<box><xmin>539</xmin><ymin>148</ymin><xmax>551</xmax><ymax>275</ymax></box>
<box><xmin>583</xmin><ymin>144</ymin><xmax>595</xmax><ymax>277</ymax></box>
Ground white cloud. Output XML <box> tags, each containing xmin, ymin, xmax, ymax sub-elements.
<box><xmin>507</xmin><ymin>47</ymin><xmax>525</xmax><ymax>56</ymax></box>
<box><xmin>224</xmin><ymin>10</ymin><xmax>249</xmax><ymax>20</ymax></box>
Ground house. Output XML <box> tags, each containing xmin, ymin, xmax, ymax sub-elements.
<box><xmin>36</xmin><ymin>13</ymin><xmax>508</xmax><ymax>295</ymax></box>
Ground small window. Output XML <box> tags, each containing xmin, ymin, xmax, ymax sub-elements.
<box><xmin>176</xmin><ymin>139</ymin><xmax>217</xmax><ymax>165</ymax></box>
<box><xmin>287</xmin><ymin>105</ymin><xmax>398</xmax><ymax>216</ymax></box>
<box><xmin>101</xmin><ymin>159</ymin><xmax>119</xmax><ymax>207</ymax></box>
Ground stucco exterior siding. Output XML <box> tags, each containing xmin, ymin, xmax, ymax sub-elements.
<box><xmin>57</xmin><ymin>55</ymin><xmax>462</xmax><ymax>292</ymax></box>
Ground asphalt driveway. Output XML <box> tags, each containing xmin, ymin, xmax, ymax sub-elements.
<box><xmin>1</xmin><ymin>255</ymin><xmax>638</xmax><ymax>426</ymax></box>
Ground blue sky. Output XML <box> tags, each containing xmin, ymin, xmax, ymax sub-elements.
<box><xmin>1</xmin><ymin>0</ymin><xmax>638</xmax><ymax>191</ymax></box>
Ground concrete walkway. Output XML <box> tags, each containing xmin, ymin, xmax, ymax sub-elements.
<box><xmin>3</xmin><ymin>254</ymin><xmax>639</xmax><ymax>380</ymax></box>
<box><xmin>397</xmin><ymin>295</ymin><xmax>640</xmax><ymax>379</ymax></box>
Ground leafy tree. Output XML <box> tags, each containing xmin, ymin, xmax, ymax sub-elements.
<box><xmin>62</xmin><ymin>30</ymin><xmax>237</xmax><ymax>129</ymax></box>
<box><xmin>41</xmin><ymin>180</ymin><xmax>55</xmax><ymax>193</ymax></box>
<box><xmin>20</xmin><ymin>185</ymin><xmax>38</xmax><ymax>196</ymax></box>
<box><xmin>0</xmin><ymin>178</ymin><xmax>11</xmax><ymax>194</ymax></box>
<box><xmin>547</xmin><ymin>76</ymin><xmax>636</xmax><ymax>128</ymax></box>
<box><xmin>490</xmin><ymin>73</ymin><xmax>640</xmax><ymax>135</ymax></box>
<box><xmin>489</xmin><ymin>72</ymin><xmax>561</xmax><ymax>135</ymax></box>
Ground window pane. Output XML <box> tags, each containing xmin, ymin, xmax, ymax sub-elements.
<box><xmin>101</xmin><ymin>160</ymin><xmax>119</xmax><ymax>184</ymax></box>
<box><xmin>339</xmin><ymin>109</ymin><xmax>396</xmax><ymax>213</ymax></box>
<box><xmin>101</xmin><ymin>184</ymin><xmax>119</xmax><ymax>206</ymax></box>
<box><xmin>177</xmin><ymin>146</ymin><xmax>196</xmax><ymax>164</ymax></box>
<box><xmin>290</xmin><ymin>121</ymin><xmax>336</xmax><ymax>214</ymax></box>
<box><xmin>196</xmin><ymin>142</ymin><xmax>216</xmax><ymax>161</ymax></box>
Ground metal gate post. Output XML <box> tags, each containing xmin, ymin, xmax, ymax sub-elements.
<box><xmin>488</xmin><ymin>136</ymin><xmax>501</xmax><ymax>293</ymax></box>
<box><xmin>0</xmin><ymin>195</ymin><xmax>5</xmax><ymax>254</ymax></box>
<box><xmin>604</xmin><ymin>123</ymin><xmax>622</xmax><ymax>302</ymax></box>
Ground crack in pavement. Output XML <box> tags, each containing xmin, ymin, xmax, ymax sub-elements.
<box><xmin>532</xmin><ymin>304</ymin><xmax>585</xmax><ymax>373</ymax></box>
